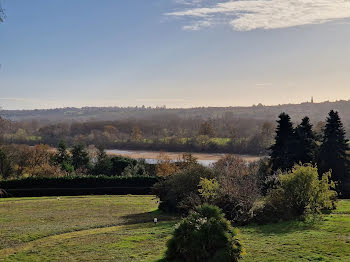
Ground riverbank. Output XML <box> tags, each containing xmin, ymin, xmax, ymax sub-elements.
<box><xmin>106</xmin><ymin>149</ymin><xmax>263</xmax><ymax>163</ymax></box>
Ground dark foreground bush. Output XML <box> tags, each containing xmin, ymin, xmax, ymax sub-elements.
<box><xmin>153</xmin><ymin>165</ymin><xmax>214</xmax><ymax>213</ymax></box>
<box><xmin>1</xmin><ymin>176</ymin><xmax>159</xmax><ymax>197</ymax></box>
<box><xmin>166</xmin><ymin>204</ymin><xmax>244</xmax><ymax>262</ymax></box>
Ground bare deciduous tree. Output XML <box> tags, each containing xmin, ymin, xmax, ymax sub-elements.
<box><xmin>0</xmin><ymin>1</ymin><xmax>5</xmax><ymax>23</ymax></box>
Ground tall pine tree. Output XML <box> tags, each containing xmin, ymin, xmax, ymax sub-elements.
<box><xmin>295</xmin><ymin>116</ymin><xmax>318</xmax><ymax>165</ymax></box>
<box><xmin>270</xmin><ymin>113</ymin><xmax>297</xmax><ymax>171</ymax></box>
<box><xmin>318</xmin><ymin>110</ymin><xmax>349</xmax><ymax>191</ymax></box>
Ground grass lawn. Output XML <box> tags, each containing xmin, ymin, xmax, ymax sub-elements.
<box><xmin>0</xmin><ymin>196</ymin><xmax>349</xmax><ymax>261</ymax></box>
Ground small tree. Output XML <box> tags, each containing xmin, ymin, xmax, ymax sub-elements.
<box><xmin>181</xmin><ymin>153</ymin><xmax>198</xmax><ymax>166</ymax></box>
<box><xmin>51</xmin><ymin>140</ymin><xmax>73</xmax><ymax>173</ymax></box>
<box><xmin>131</xmin><ymin>126</ymin><xmax>143</xmax><ymax>141</ymax></box>
<box><xmin>92</xmin><ymin>146</ymin><xmax>113</xmax><ymax>176</ymax></box>
<box><xmin>155</xmin><ymin>152</ymin><xmax>177</xmax><ymax>177</ymax></box>
<box><xmin>198</xmin><ymin>177</ymin><xmax>219</xmax><ymax>204</ymax></box>
<box><xmin>70</xmin><ymin>143</ymin><xmax>90</xmax><ymax>173</ymax></box>
<box><xmin>121</xmin><ymin>160</ymin><xmax>148</xmax><ymax>177</ymax></box>
<box><xmin>198</xmin><ymin>121</ymin><xmax>216</xmax><ymax>137</ymax></box>
<box><xmin>214</xmin><ymin>155</ymin><xmax>260</xmax><ymax>224</ymax></box>
<box><xmin>0</xmin><ymin>149</ymin><xmax>13</xmax><ymax>179</ymax></box>
<box><xmin>166</xmin><ymin>204</ymin><xmax>244</xmax><ymax>262</ymax></box>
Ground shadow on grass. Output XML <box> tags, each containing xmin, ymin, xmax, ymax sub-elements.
<box><xmin>245</xmin><ymin>218</ymin><xmax>321</xmax><ymax>235</ymax></box>
<box><xmin>121</xmin><ymin>209</ymin><xmax>178</xmax><ymax>226</ymax></box>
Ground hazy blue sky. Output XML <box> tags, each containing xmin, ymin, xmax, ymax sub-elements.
<box><xmin>1</xmin><ymin>0</ymin><xmax>350</xmax><ymax>109</ymax></box>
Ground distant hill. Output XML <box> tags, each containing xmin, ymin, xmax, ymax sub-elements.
<box><xmin>1</xmin><ymin>100</ymin><xmax>350</xmax><ymax>130</ymax></box>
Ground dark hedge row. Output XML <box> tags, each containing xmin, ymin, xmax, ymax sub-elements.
<box><xmin>0</xmin><ymin>176</ymin><xmax>159</xmax><ymax>197</ymax></box>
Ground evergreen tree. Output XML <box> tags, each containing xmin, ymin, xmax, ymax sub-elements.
<box><xmin>92</xmin><ymin>146</ymin><xmax>113</xmax><ymax>176</ymax></box>
<box><xmin>71</xmin><ymin>143</ymin><xmax>90</xmax><ymax>172</ymax></box>
<box><xmin>0</xmin><ymin>149</ymin><xmax>13</xmax><ymax>179</ymax></box>
<box><xmin>318</xmin><ymin>110</ymin><xmax>349</xmax><ymax>190</ymax></box>
<box><xmin>51</xmin><ymin>140</ymin><xmax>73</xmax><ymax>173</ymax></box>
<box><xmin>295</xmin><ymin>116</ymin><xmax>318</xmax><ymax>164</ymax></box>
<box><xmin>270</xmin><ymin>113</ymin><xmax>296</xmax><ymax>171</ymax></box>
<box><xmin>54</xmin><ymin>140</ymin><xmax>70</xmax><ymax>164</ymax></box>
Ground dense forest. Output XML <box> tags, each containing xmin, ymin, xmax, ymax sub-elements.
<box><xmin>0</xmin><ymin>100</ymin><xmax>349</xmax><ymax>154</ymax></box>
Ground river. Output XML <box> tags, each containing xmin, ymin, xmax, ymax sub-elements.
<box><xmin>105</xmin><ymin>149</ymin><xmax>262</xmax><ymax>166</ymax></box>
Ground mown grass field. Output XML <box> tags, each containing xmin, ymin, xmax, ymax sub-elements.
<box><xmin>0</xmin><ymin>196</ymin><xmax>349</xmax><ymax>261</ymax></box>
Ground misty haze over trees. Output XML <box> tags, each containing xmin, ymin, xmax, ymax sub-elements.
<box><xmin>0</xmin><ymin>100</ymin><xmax>349</xmax><ymax>155</ymax></box>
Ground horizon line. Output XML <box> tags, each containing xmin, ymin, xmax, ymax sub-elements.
<box><xmin>1</xmin><ymin>99</ymin><xmax>350</xmax><ymax>111</ymax></box>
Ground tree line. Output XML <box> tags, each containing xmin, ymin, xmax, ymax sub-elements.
<box><xmin>153</xmin><ymin>111</ymin><xmax>348</xmax><ymax>261</ymax></box>
<box><xmin>268</xmin><ymin>110</ymin><xmax>349</xmax><ymax>194</ymax></box>
<box><xmin>0</xmin><ymin>116</ymin><xmax>276</xmax><ymax>155</ymax></box>
<box><xmin>0</xmin><ymin>142</ymin><xmax>155</xmax><ymax>180</ymax></box>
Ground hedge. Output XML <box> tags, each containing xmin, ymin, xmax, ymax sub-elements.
<box><xmin>0</xmin><ymin>176</ymin><xmax>159</xmax><ymax>197</ymax></box>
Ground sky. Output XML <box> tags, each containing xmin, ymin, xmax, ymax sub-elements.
<box><xmin>1</xmin><ymin>0</ymin><xmax>350</xmax><ymax>110</ymax></box>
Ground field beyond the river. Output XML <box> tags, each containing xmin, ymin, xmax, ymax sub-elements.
<box><xmin>0</xmin><ymin>196</ymin><xmax>349</xmax><ymax>262</ymax></box>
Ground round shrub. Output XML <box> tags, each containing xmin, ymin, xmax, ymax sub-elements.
<box><xmin>166</xmin><ymin>204</ymin><xmax>244</xmax><ymax>262</ymax></box>
<box><xmin>252</xmin><ymin>164</ymin><xmax>337</xmax><ymax>224</ymax></box>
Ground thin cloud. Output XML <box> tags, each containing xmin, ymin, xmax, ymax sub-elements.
<box><xmin>167</xmin><ymin>0</ymin><xmax>350</xmax><ymax>31</ymax></box>
<box><xmin>0</xmin><ymin>98</ymin><xmax>31</xmax><ymax>102</ymax></box>
<box><xmin>256</xmin><ymin>83</ymin><xmax>273</xmax><ymax>87</ymax></box>
<box><xmin>135</xmin><ymin>98</ymin><xmax>190</xmax><ymax>103</ymax></box>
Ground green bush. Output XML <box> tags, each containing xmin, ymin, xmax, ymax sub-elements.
<box><xmin>253</xmin><ymin>164</ymin><xmax>337</xmax><ymax>223</ymax></box>
<box><xmin>153</xmin><ymin>165</ymin><xmax>214</xmax><ymax>213</ymax></box>
<box><xmin>166</xmin><ymin>204</ymin><xmax>244</xmax><ymax>262</ymax></box>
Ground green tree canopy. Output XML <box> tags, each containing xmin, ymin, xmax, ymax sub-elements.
<box><xmin>166</xmin><ymin>204</ymin><xmax>243</xmax><ymax>262</ymax></box>
<box><xmin>318</xmin><ymin>110</ymin><xmax>349</xmax><ymax>191</ymax></box>
<box><xmin>295</xmin><ymin>116</ymin><xmax>318</xmax><ymax>165</ymax></box>
<box><xmin>92</xmin><ymin>146</ymin><xmax>113</xmax><ymax>176</ymax></box>
<box><xmin>51</xmin><ymin>140</ymin><xmax>73</xmax><ymax>173</ymax></box>
<box><xmin>70</xmin><ymin>143</ymin><xmax>90</xmax><ymax>172</ymax></box>
<box><xmin>270</xmin><ymin>113</ymin><xmax>296</xmax><ymax>171</ymax></box>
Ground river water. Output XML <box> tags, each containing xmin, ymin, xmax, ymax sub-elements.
<box><xmin>105</xmin><ymin>149</ymin><xmax>262</xmax><ymax>167</ymax></box>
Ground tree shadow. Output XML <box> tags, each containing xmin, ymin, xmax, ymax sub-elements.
<box><xmin>121</xmin><ymin>209</ymin><xmax>178</xmax><ymax>226</ymax></box>
<box><xmin>244</xmin><ymin>218</ymin><xmax>321</xmax><ymax>235</ymax></box>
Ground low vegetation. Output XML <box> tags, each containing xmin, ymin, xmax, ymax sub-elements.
<box><xmin>166</xmin><ymin>204</ymin><xmax>243</xmax><ymax>262</ymax></box>
<box><xmin>0</xmin><ymin>110</ymin><xmax>349</xmax><ymax>260</ymax></box>
<box><xmin>0</xmin><ymin>196</ymin><xmax>349</xmax><ymax>261</ymax></box>
<box><xmin>252</xmin><ymin>164</ymin><xmax>337</xmax><ymax>224</ymax></box>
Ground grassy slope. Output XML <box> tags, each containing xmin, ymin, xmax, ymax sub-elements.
<box><xmin>0</xmin><ymin>196</ymin><xmax>349</xmax><ymax>262</ymax></box>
